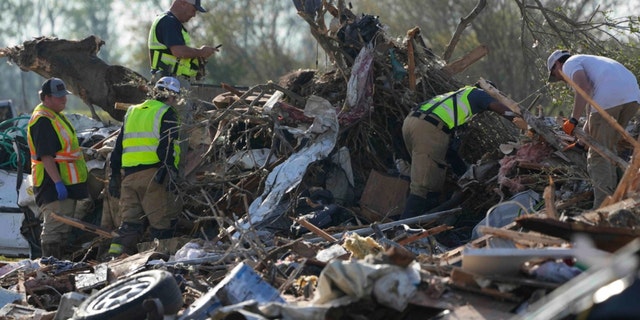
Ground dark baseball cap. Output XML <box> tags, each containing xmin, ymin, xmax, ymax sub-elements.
<box><xmin>185</xmin><ymin>0</ymin><xmax>206</xmax><ymax>12</ymax></box>
<box><xmin>40</xmin><ymin>78</ymin><xmax>72</xmax><ymax>97</ymax></box>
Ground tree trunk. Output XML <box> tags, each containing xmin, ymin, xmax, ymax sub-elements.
<box><xmin>0</xmin><ymin>35</ymin><xmax>148</xmax><ymax>121</ymax></box>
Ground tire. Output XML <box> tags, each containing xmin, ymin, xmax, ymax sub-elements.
<box><xmin>73</xmin><ymin>269</ymin><xmax>183</xmax><ymax>320</ymax></box>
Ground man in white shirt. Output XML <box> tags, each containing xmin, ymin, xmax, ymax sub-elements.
<box><xmin>548</xmin><ymin>50</ymin><xmax>640</xmax><ymax>208</ymax></box>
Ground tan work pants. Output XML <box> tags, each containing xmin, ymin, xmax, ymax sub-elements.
<box><xmin>587</xmin><ymin>101</ymin><xmax>639</xmax><ymax>207</ymax></box>
<box><xmin>402</xmin><ymin>115</ymin><xmax>450</xmax><ymax>197</ymax></box>
<box><xmin>40</xmin><ymin>198</ymin><xmax>78</xmax><ymax>244</ymax></box>
<box><xmin>119</xmin><ymin>168</ymin><xmax>182</xmax><ymax>229</ymax></box>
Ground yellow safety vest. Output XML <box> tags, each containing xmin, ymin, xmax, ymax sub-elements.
<box><xmin>418</xmin><ymin>86</ymin><xmax>475</xmax><ymax>129</ymax></box>
<box><xmin>27</xmin><ymin>104</ymin><xmax>88</xmax><ymax>187</ymax></box>
<box><xmin>122</xmin><ymin>100</ymin><xmax>180</xmax><ymax>169</ymax></box>
<box><xmin>148</xmin><ymin>12</ymin><xmax>200</xmax><ymax>78</ymax></box>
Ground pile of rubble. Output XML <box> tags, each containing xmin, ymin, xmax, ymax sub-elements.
<box><xmin>0</xmin><ymin>1</ymin><xmax>640</xmax><ymax>319</ymax></box>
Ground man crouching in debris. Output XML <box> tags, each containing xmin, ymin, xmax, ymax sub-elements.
<box><xmin>106</xmin><ymin>77</ymin><xmax>184</xmax><ymax>257</ymax></box>
<box><xmin>401</xmin><ymin>82</ymin><xmax>524</xmax><ymax>219</ymax></box>
<box><xmin>27</xmin><ymin>78</ymin><xmax>89</xmax><ymax>258</ymax></box>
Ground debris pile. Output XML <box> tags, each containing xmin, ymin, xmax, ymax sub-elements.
<box><xmin>0</xmin><ymin>1</ymin><xmax>640</xmax><ymax>319</ymax></box>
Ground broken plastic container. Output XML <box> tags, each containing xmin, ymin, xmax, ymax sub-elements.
<box><xmin>178</xmin><ymin>262</ymin><xmax>284</xmax><ymax>319</ymax></box>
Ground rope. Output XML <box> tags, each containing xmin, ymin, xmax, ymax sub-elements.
<box><xmin>0</xmin><ymin>115</ymin><xmax>30</xmax><ymax>171</ymax></box>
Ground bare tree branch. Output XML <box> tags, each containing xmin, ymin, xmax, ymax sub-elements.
<box><xmin>442</xmin><ymin>0</ymin><xmax>486</xmax><ymax>62</ymax></box>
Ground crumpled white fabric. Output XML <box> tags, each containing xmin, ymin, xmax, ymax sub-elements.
<box><xmin>312</xmin><ymin>259</ymin><xmax>421</xmax><ymax>311</ymax></box>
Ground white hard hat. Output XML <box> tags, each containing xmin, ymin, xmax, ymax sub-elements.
<box><xmin>155</xmin><ymin>76</ymin><xmax>181</xmax><ymax>93</ymax></box>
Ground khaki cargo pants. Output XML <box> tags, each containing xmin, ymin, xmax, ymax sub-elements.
<box><xmin>40</xmin><ymin>198</ymin><xmax>78</xmax><ymax>244</ymax></box>
<box><xmin>119</xmin><ymin>168</ymin><xmax>182</xmax><ymax>229</ymax></box>
<box><xmin>587</xmin><ymin>101</ymin><xmax>639</xmax><ymax>208</ymax></box>
<box><xmin>402</xmin><ymin>115</ymin><xmax>450</xmax><ymax>197</ymax></box>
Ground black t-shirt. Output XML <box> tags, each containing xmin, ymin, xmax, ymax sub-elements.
<box><xmin>30</xmin><ymin>117</ymin><xmax>88</xmax><ymax>206</ymax></box>
<box><xmin>155</xmin><ymin>12</ymin><xmax>187</xmax><ymax>48</ymax></box>
<box><xmin>467</xmin><ymin>88</ymin><xmax>495</xmax><ymax>113</ymax></box>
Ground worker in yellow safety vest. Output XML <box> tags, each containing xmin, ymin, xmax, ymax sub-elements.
<box><xmin>401</xmin><ymin>82</ymin><xmax>525</xmax><ymax>219</ymax></box>
<box><xmin>27</xmin><ymin>77</ymin><xmax>88</xmax><ymax>259</ymax></box>
<box><xmin>106</xmin><ymin>76</ymin><xmax>184</xmax><ymax>257</ymax></box>
<box><xmin>148</xmin><ymin>0</ymin><xmax>219</xmax><ymax>81</ymax></box>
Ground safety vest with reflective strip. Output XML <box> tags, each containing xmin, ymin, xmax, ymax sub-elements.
<box><xmin>121</xmin><ymin>100</ymin><xmax>180</xmax><ymax>169</ymax></box>
<box><xmin>417</xmin><ymin>86</ymin><xmax>475</xmax><ymax>129</ymax></box>
<box><xmin>27</xmin><ymin>104</ymin><xmax>88</xmax><ymax>187</ymax></box>
<box><xmin>148</xmin><ymin>12</ymin><xmax>200</xmax><ymax>78</ymax></box>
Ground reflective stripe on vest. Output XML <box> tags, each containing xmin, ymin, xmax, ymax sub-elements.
<box><xmin>418</xmin><ymin>86</ymin><xmax>475</xmax><ymax>129</ymax></box>
<box><xmin>27</xmin><ymin>104</ymin><xmax>88</xmax><ymax>187</ymax></box>
<box><xmin>148</xmin><ymin>13</ymin><xmax>199</xmax><ymax>78</ymax></box>
<box><xmin>122</xmin><ymin>100</ymin><xmax>179</xmax><ymax>168</ymax></box>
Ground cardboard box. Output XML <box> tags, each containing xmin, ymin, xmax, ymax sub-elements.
<box><xmin>359</xmin><ymin>170</ymin><xmax>409</xmax><ymax>222</ymax></box>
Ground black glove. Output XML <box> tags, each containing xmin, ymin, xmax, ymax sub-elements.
<box><xmin>154</xmin><ymin>167</ymin><xmax>179</xmax><ymax>192</ymax></box>
<box><xmin>108</xmin><ymin>174</ymin><xmax>121</xmax><ymax>198</ymax></box>
<box><xmin>154</xmin><ymin>167</ymin><xmax>167</xmax><ymax>184</ymax></box>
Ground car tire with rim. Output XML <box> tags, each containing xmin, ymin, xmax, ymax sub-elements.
<box><xmin>73</xmin><ymin>269</ymin><xmax>183</xmax><ymax>320</ymax></box>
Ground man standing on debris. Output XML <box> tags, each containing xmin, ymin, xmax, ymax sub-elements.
<box><xmin>107</xmin><ymin>77</ymin><xmax>183</xmax><ymax>256</ymax></box>
<box><xmin>401</xmin><ymin>83</ymin><xmax>523</xmax><ymax>219</ymax></box>
<box><xmin>27</xmin><ymin>78</ymin><xmax>89</xmax><ymax>258</ymax></box>
<box><xmin>548</xmin><ymin>50</ymin><xmax>640</xmax><ymax>208</ymax></box>
<box><xmin>148</xmin><ymin>0</ymin><xmax>219</xmax><ymax>82</ymax></box>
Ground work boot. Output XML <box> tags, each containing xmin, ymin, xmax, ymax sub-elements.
<box><xmin>41</xmin><ymin>242</ymin><xmax>62</xmax><ymax>259</ymax></box>
<box><xmin>400</xmin><ymin>193</ymin><xmax>441</xmax><ymax>220</ymax></box>
<box><xmin>110</xmin><ymin>222</ymin><xmax>144</xmax><ymax>256</ymax></box>
<box><xmin>149</xmin><ymin>228</ymin><xmax>175</xmax><ymax>240</ymax></box>
<box><xmin>150</xmin><ymin>219</ymin><xmax>177</xmax><ymax>240</ymax></box>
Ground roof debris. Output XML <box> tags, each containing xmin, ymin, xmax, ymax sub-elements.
<box><xmin>0</xmin><ymin>1</ymin><xmax>640</xmax><ymax>319</ymax></box>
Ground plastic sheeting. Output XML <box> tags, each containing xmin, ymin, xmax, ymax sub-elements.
<box><xmin>246</xmin><ymin>95</ymin><xmax>338</xmax><ymax>226</ymax></box>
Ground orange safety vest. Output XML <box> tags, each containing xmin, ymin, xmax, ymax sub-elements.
<box><xmin>27</xmin><ymin>104</ymin><xmax>87</xmax><ymax>187</ymax></box>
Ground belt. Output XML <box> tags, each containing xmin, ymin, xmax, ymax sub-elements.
<box><xmin>411</xmin><ymin>111</ymin><xmax>451</xmax><ymax>134</ymax></box>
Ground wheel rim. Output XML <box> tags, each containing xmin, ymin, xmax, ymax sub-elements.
<box><xmin>86</xmin><ymin>274</ymin><xmax>155</xmax><ymax>312</ymax></box>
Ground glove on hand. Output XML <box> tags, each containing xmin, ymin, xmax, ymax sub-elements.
<box><xmin>155</xmin><ymin>167</ymin><xmax>179</xmax><ymax>192</ymax></box>
<box><xmin>154</xmin><ymin>167</ymin><xmax>167</xmax><ymax>185</ymax></box>
<box><xmin>166</xmin><ymin>167</ymin><xmax>179</xmax><ymax>193</ymax></box>
<box><xmin>108</xmin><ymin>174</ymin><xmax>121</xmax><ymax>198</ymax></box>
<box><xmin>563</xmin><ymin>117</ymin><xmax>579</xmax><ymax>135</ymax></box>
<box><xmin>55</xmin><ymin>181</ymin><xmax>68</xmax><ymax>200</ymax></box>
<box><xmin>512</xmin><ymin>117</ymin><xmax>528</xmax><ymax>130</ymax></box>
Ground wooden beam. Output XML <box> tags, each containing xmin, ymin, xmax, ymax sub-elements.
<box><xmin>442</xmin><ymin>44</ymin><xmax>489</xmax><ymax>75</ymax></box>
<box><xmin>296</xmin><ymin>218</ymin><xmax>338</xmax><ymax>243</ymax></box>
<box><xmin>397</xmin><ymin>225</ymin><xmax>453</xmax><ymax>245</ymax></box>
<box><xmin>406</xmin><ymin>27</ymin><xmax>419</xmax><ymax>91</ymax></box>
<box><xmin>50</xmin><ymin>212</ymin><xmax>118</xmax><ymax>238</ymax></box>
<box><xmin>574</xmin><ymin>128</ymin><xmax>628</xmax><ymax>170</ymax></box>
<box><xmin>477</xmin><ymin>78</ymin><xmax>586</xmax><ymax>168</ymax></box>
